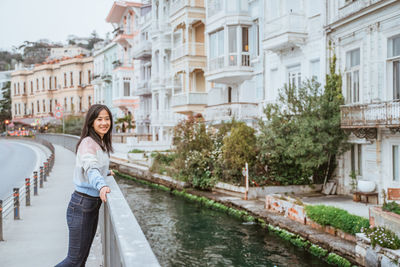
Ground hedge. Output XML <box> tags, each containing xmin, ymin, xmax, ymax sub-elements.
<box><xmin>305</xmin><ymin>205</ymin><xmax>369</xmax><ymax>235</ymax></box>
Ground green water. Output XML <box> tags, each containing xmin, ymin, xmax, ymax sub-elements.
<box><xmin>117</xmin><ymin>178</ymin><xmax>328</xmax><ymax>267</ymax></box>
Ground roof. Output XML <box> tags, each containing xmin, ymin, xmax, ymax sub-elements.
<box><xmin>106</xmin><ymin>1</ymin><xmax>142</xmax><ymax>23</ymax></box>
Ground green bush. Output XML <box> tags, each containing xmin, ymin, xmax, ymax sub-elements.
<box><xmin>129</xmin><ymin>149</ymin><xmax>145</xmax><ymax>153</ymax></box>
<box><xmin>363</xmin><ymin>226</ymin><xmax>400</xmax><ymax>249</ymax></box>
<box><xmin>220</xmin><ymin>122</ymin><xmax>257</xmax><ymax>184</ymax></box>
<box><xmin>382</xmin><ymin>201</ymin><xmax>400</xmax><ymax>215</ymax></box>
<box><xmin>305</xmin><ymin>205</ymin><xmax>369</xmax><ymax>235</ymax></box>
<box><xmin>326</xmin><ymin>253</ymin><xmax>351</xmax><ymax>267</ymax></box>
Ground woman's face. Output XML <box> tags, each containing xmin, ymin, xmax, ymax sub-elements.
<box><xmin>93</xmin><ymin>109</ymin><xmax>111</xmax><ymax>138</ymax></box>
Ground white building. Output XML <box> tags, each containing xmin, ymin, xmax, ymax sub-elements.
<box><xmin>92</xmin><ymin>41</ymin><xmax>118</xmax><ymax>115</ymax></box>
<box><xmin>327</xmin><ymin>0</ymin><xmax>400</xmax><ymax>200</ymax></box>
<box><xmin>263</xmin><ymin>0</ymin><xmax>326</xmax><ymax>106</ymax></box>
<box><xmin>204</xmin><ymin>0</ymin><xmax>264</xmax><ymax>126</ymax></box>
<box><xmin>48</xmin><ymin>45</ymin><xmax>90</xmax><ymax>60</ymax></box>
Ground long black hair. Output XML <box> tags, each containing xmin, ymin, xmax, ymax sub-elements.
<box><xmin>76</xmin><ymin>104</ymin><xmax>114</xmax><ymax>154</ymax></box>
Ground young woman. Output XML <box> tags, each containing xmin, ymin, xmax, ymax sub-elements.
<box><xmin>56</xmin><ymin>104</ymin><xmax>114</xmax><ymax>267</ymax></box>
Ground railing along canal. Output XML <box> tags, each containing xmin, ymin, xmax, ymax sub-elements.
<box><xmin>36</xmin><ymin>134</ymin><xmax>160</xmax><ymax>267</ymax></box>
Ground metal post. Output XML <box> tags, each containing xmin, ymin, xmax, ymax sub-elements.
<box><xmin>0</xmin><ymin>200</ymin><xmax>3</xmax><ymax>241</ymax></box>
<box><xmin>245</xmin><ymin>162</ymin><xmax>249</xmax><ymax>200</ymax></box>
<box><xmin>33</xmin><ymin>171</ymin><xmax>38</xmax><ymax>196</ymax></box>
<box><xmin>40</xmin><ymin>167</ymin><xmax>44</xmax><ymax>188</ymax></box>
<box><xmin>25</xmin><ymin>178</ymin><xmax>30</xmax><ymax>206</ymax></box>
<box><xmin>44</xmin><ymin>162</ymin><xmax>48</xmax><ymax>182</ymax></box>
<box><xmin>14</xmin><ymin>188</ymin><xmax>20</xmax><ymax>220</ymax></box>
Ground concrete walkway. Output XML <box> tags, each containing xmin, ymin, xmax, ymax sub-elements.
<box><xmin>0</xmin><ymin>144</ymin><xmax>102</xmax><ymax>267</ymax></box>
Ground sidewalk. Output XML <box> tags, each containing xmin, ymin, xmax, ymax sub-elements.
<box><xmin>0</xmin><ymin>144</ymin><xmax>102</xmax><ymax>267</ymax></box>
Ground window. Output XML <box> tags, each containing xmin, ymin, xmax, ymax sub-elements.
<box><xmin>228</xmin><ymin>26</ymin><xmax>237</xmax><ymax>66</ymax></box>
<box><xmin>64</xmin><ymin>73</ymin><xmax>67</xmax><ymax>87</ymax></box>
<box><xmin>228</xmin><ymin>87</ymin><xmax>232</xmax><ymax>103</ymax></box>
<box><xmin>209</xmin><ymin>29</ymin><xmax>224</xmax><ymax>70</ymax></box>
<box><xmin>310</xmin><ymin>59</ymin><xmax>320</xmax><ymax>82</ymax></box>
<box><xmin>70</xmin><ymin>72</ymin><xmax>73</xmax><ymax>86</ymax></box>
<box><xmin>23</xmin><ymin>82</ymin><xmax>26</xmax><ymax>94</ymax></box>
<box><xmin>79</xmin><ymin>71</ymin><xmax>82</xmax><ymax>85</ymax></box>
<box><xmin>37</xmin><ymin>100</ymin><xmax>40</xmax><ymax>113</ymax></box>
<box><xmin>287</xmin><ymin>65</ymin><xmax>301</xmax><ymax>89</ymax></box>
<box><xmin>242</xmin><ymin>27</ymin><xmax>249</xmax><ymax>66</ymax></box>
<box><xmin>36</xmin><ymin>79</ymin><xmax>39</xmax><ymax>91</ymax></box>
<box><xmin>79</xmin><ymin>96</ymin><xmax>82</xmax><ymax>111</ymax></box>
<box><xmin>17</xmin><ymin>83</ymin><xmax>20</xmax><ymax>94</ymax></box>
<box><xmin>394</xmin><ymin>145</ymin><xmax>399</xmax><ymax>181</ymax></box>
<box><xmin>351</xmin><ymin>144</ymin><xmax>362</xmax><ymax>176</ymax></box>
<box><xmin>42</xmin><ymin>77</ymin><xmax>45</xmax><ymax>90</ymax></box>
<box><xmin>124</xmin><ymin>81</ymin><xmax>130</xmax><ymax>96</ymax></box>
<box><xmin>88</xmin><ymin>70</ymin><xmax>91</xmax><ymax>84</ymax></box>
<box><xmin>346</xmin><ymin>48</ymin><xmax>360</xmax><ymax>103</ymax></box>
<box><xmin>88</xmin><ymin>96</ymin><xmax>92</xmax><ymax>107</ymax></box>
<box><xmin>207</xmin><ymin>0</ymin><xmax>222</xmax><ymax>17</ymax></box>
<box><xmin>43</xmin><ymin>99</ymin><xmax>45</xmax><ymax>112</ymax></box>
<box><xmin>54</xmin><ymin>76</ymin><xmax>57</xmax><ymax>89</ymax></box>
<box><xmin>24</xmin><ymin>103</ymin><xmax>26</xmax><ymax>115</ymax></box>
<box><xmin>31</xmin><ymin>103</ymin><xmax>34</xmax><ymax>115</ymax></box>
<box><xmin>388</xmin><ymin>36</ymin><xmax>400</xmax><ymax>99</ymax></box>
<box><xmin>30</xmin><ymin>81</ymin><xmax>33</xmax><ymax>94</ymax></box>
<box><xmin>49</xmin><ymin>100</ymin><xmax>52</xmax><ymax>113</ymax></box>
<box><xmin>49</xmin><ymin>77</ymin><xmax>52</xmax><ymax>90</ymax></box>
<box><xmin>71</xmin><ymin>97</ymin><xmax>74</xmax><ymax>112</ymax></box>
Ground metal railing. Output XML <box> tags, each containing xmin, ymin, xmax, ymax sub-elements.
<box><xmin>204</xmin><ymin>102</ymin><xmax>259</xmax><ymax>123</ymax></box>
<box><xmin>0</xmin><ymin>137</ymin><xmax>55</xmax><ymax>241</ymax></box>
<box><xmin>36</xmin><ymin>134</ymin><xmax>160</xmax><ymax>267</ymax></box>
<box><xmin>341</xmin><ymin>100</ymin><xmax>400</xmax><ymax>128</ymax></box>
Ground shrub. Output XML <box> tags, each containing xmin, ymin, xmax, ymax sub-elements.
<box><xmin>363</xmin><ymin>226</ymin><xmax>400</xmax><ymax>249</ymax></box>
<box><xmin>305</xmin><ymin>205</ymin><xmax>369</xmax><ymax>235</ymax></box>
<box><xmin>382</xmin><ymin>201</ymin><xmax>400</xmax><ymax>215</ymax></box>
<box><xmin>220</xmin><ymin>122</ymin><xmax>257</xmax><ymax>184</ymax></box>
<box><xmin>129</xmin><ymin>149</ymin><xmax>144</xmax><ymax>153</ymax></box>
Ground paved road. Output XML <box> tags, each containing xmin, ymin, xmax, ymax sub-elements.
<box><xmin>0</xmin><ymin>140</ymin><xmax>38</xmax><ymax>200</ymax></box>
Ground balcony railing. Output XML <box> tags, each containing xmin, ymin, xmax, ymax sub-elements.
<box><xmin>208</xmin><ymin>52</ymin><xmax>251</xmax><ymax>72</ymax></box>
<box><xmin>151</xmin><ymin>110</ymin><xmax>183</xmax><ymax>124</ymax></box>
<box><xmin>133</xmin><ymin>40</ymin><xmax>152</xmax><ymax>59</ymax></box>
<box><xmin>341</xmin><ymin>100</ymin><xmax>400</xmax><ymax>128</ymax></box>
<box><xmin>205</xmin><ymin>102</ymin><xmax>259</xmax><ymax>123</ymax></box>
<box><xmin>172</xmin><ymin>92</ymin><xmax>207</xmax><ymax>107</ymax></box>
<box><xmin>171</xmin><ymin>42</ymin><xmax>205</xmax><ymax>61</ymax></box>
<box><xmin>170</xmin><ymin>0</ymin><xmax>204</xmax><ymax>16</ymax></box>
<box><xmin>134</xmin><ymin>81</ymin><xmax>151</xmax><ymax>96</ymax></box>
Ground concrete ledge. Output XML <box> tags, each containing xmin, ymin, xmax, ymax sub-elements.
<box><xmin>370</xmin><ymin>207</ymin><xmax>400</xmax><ymax>237</ymax></box>
<box><xmin>216</xmin><ymin>182</ymin><xmax>323</xmax><ymax>199</ymax></box>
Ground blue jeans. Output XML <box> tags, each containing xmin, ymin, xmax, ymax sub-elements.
<box><xmin>56</xmin><ymin>191</ymin><xmax>102</xmax><ymax>267</ymax></box>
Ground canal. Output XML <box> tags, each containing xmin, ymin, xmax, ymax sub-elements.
<box><xmin>117</xmin><ymin>177</ymin><xmax>328</xmax><ymax>267</ymax></box>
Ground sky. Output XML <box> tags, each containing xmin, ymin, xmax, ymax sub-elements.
<box><xmin>0</xmin><ymin>0</ymin><xmax>119</xmax><ymax>51</ymax></box>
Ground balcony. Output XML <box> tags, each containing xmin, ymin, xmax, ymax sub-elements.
<box><xmin>170</xmin><ymin>0</ymin><xmax>205</xmax><ymax>26</ymax></box>
<box><xmin>135</xmin><ymin>110</ymin><xmax>151</xmax><ymax>123</ymax></box>
<box><xmin>134</xmin><ymin>81</ymin><xmax>151</xmax><ymax>96</ymax></box>
<box><xmin>132</xmin><ymin>40</ymin><xmax>151</xmax><ymax>60</ymax></box>
<box><xmin>172</xmin><ymin>42</ymin><xmax>205</xmax><ymax>61</ymax></box>
<box><xmin>113</xmin><ymin>28</ymin><xmax>134</xmax><ymax>47</ymax></box>
<box><xmin>205</xmin><ymin>53</ymin><xmax>253</xmax><ymax>84</ymax></box>
<box><xmin>341</xmin><ymin>100</ymin><xmax>400</xmax><ymax>128</ymax></box>
<box><xmin>204</xmin><ymin>102</ymin><xmax>259</xmax><ymax>123</ymax></box>
<box><xmin>171</xmin><ymin>92</ymin><xmax>207</xmax><ymax>115</ymax></box>
<box><xmin>263</xmin><ymin>13</ymin><xmax>307</xmax><ymax>53</ymax></box>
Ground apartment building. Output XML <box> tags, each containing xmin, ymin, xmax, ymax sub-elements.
<box><xmin>263</xmin><ymin>0</ymin><xmax>327</xmax><ymax>105</ymax></box>
<box><xmin>106</xmin><ymin>1</ymin><xmax>142</xmax><ymax>119</ymax></box>
<box><xmin>204</xmin><ymin>0</ymin><xmax>264</xmax><ymax>126</ymax></box>
<box><xmin>92</xmin><ymin>41</ymin><xmax>119</xmax><ymax>114</ymax></box>
<box><xmin>327</xmin><ymin>0</ymin><xmax>400</xmax><ymax>199</ymax></box>
<box><xmin>11</xmin><ymin>55</ymin><xmax>94</xmax><ymax>124</ymax></box>
<box><xmin>133</xmin><ymin>3</ymin><xmax>153</xmax><ymax>139</ymax></box>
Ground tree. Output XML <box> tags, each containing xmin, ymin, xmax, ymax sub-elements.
<box><xmin>257</xmin><ymin>55</ymin><xmax>348</xmax><ymax>185</ymax></box>
<box><xmin>0</xmin><ymin>81</ymin><xmax>11</xmax><ymax>131</ymax></box>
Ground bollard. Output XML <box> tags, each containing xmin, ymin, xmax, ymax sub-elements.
<box><xmin>33</xmin><ymin>171</ymin><xmax>38</xmax><ymax>196</ymax></box>
<box><xmin>25</xmin><ymin>178</ymin><xmax>30</xmax><ymax>206</ymax></box>
<box><xmin>44</xmin><ymin>162</ymin><xmax>48</xmax><ymax>182</ymax></box>
<box><xmin>0</xmin><ymin>200</ymin><xmax>3</xmax><ymax>241</ymax></box>
<box><xmin>14</xmin><ymin>188</ymin><xmax>20</xmax><ymax>220</ymax></box>
<box><xmin>40</xmin><ymin>167</ymin><xmax>44</xmax><ymax>188</ymax></box>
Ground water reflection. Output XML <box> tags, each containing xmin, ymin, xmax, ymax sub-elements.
<box><xmin>117</xmin><ymin>178</ymin><xmax>327</xmax><ymax>267</ymax></box>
